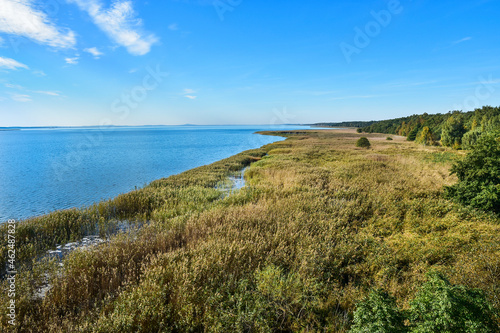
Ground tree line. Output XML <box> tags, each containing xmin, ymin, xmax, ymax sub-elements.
<box><xmin>318</xmin><ymin>106</ymin><xmax>500</xmax><ymax>149</ymax></box>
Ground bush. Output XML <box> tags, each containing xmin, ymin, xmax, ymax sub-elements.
<box><xmin>356</xmin><ymin>137</ymin><xmax>371</xmax><ymax>148</ymax></box>
<box><xmin>409</xmin><ymin>272</ymin><xmax>497</xmax><ymax>333</ymax></box>
<box><xmin>350</xmin><ymin>272</ymin><xmax>498</xmax><ymax>333</ymax></box>
<box><xmin>350</xmin><ymin>290</ymin><xmax>407</xmax><ymax>333</ymax></box>
<box><xmin>386</xmin><ymin>137</ymin><xmax>393</xmax><ymax>140</ymax></box>
<box><xmin>356</xmin><ymin>128</ymin><xmax>363</xmax><ymax>133</ymax></box>
<box><xmin>445</xmin><ymin>131</ymin><xmax>500</xmax><ymax>214</ymax></box>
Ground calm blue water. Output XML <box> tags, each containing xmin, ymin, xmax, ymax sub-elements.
<box><xmin>0</xmin><ymin>125</ymin><xmax>310</xmax><ymax>222</ymax></box>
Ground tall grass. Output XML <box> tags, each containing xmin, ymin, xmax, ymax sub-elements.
<box><xmin>1</xmin><ymin>130</ymin><xmax>499</xmax><ymax>332</ymax></box>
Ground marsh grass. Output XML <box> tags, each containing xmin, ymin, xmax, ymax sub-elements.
<box><xmin>1</xmin><ymin>129</ymin><xmax>499</xmax><ymax>332</ymax></box>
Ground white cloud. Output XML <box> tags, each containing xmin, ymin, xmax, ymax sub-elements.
<box><xmin>168</xmin><ymin>23</ymin><xmax>178</xmax><ymax>31</ymax></box>
<box><xmin>4</xmin><ymin>84</ymin><xmax>60</xmax><ymax>96</ymax></box>
<box><xmin>183</xmin><ymin>89</ymin><xmax>197</xmax><ymax>99</ymax></box>
<box><xmin>84</xmin><ymin>47</ymin><xmax>103</xmax><ymax>58</ymax></box>
<box><xmin>11</xmin><ymin>94</ymin><xmax>31</xmax><ymax>102</ymax></box>
<box><xmin>0</xmin><ymin>56</ymin><xmax>29</xmax><ymax>70</ymax></box>
<box><xmin>452</xmin><ymin>37</ymin><xmax>472</xmax><ymax>45</ymax></box>
<box><xmin>328</xmin><ymin>95</ymin><xmax>379</xmax><ymax>101</ymax></box>
<box><xmin>65</xmin><ymin>57</ymin><xmax>79</xmax><ymax>64</ymax></box>
<box><xmin>34</xmin><ymin>90</ymin><xmax>59</xmax><ymax>96</ymax></box>
<box><xmin>0</xmin><ymin>0</ymin><xmax>76</xmax><ymax>48</ymax></box>
<box><xmin>296</xmin><ymin>90</ymin><xmax>339</xmax><ymax>96</ymax></box>
<box><xmin>33</xmin><ymin>70</ymin><xmax>46</xmax><ymax>76</ymax></box>
<box><xmin>4</xmin><ymin>83</ymin><xmax>24</xmax><ymax>89</ymax></box>
<box><xmin>68</xmin><ymin>0</ymin><xmax>158</xmax><ymax>55</ymax></box>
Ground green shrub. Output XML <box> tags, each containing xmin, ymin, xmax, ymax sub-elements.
<box><xmin>350</xmin><ymin>290</ymin><xmax>407</xmax><ymax>333</ymax></box>
<box><xmin>386</xmin><ymin>136</ymin><xmax>393</xmax><ymax>140</ymax></box>
<box><xmin>356</xmin><ymin>128</ymin><xmax>363</xmax><ymax>133</ymax></box>
<box><xmin>356</xmin><ymin>137</ymin><xmax>371</xmax><ymax>148</ymax></box>
<box><xmin>409</xmin><ymin>272</ymin><xmax>497</xmax><ymax>333</ymax></box>
<box><xmin>350</xmin><ymin>272</ymin><xmax>498</xmax><ymax>333</ymax></box>
<box><xmin>445</xmin><ymin>131</ymin><xmax>500</xmax><ymax>214</ymax></box>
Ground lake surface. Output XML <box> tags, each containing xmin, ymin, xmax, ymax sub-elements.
<box><xmin>0</xmin><ymin>125</ymin><xmax>311</xmax><ymax>222</ymax></box>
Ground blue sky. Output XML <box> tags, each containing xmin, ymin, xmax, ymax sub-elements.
<box><xmin>0</xmin><ymin>0</ymin><xmax>499</xmax><ymax>126</ymax></box>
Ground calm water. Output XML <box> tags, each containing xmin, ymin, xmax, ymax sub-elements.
<box><xmin>0</xmin><ymin>125</ymin><xmax>309</xmax><ymax>222</ymax></box>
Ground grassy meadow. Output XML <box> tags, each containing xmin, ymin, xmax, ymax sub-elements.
<box><xmin>1</xmin><ymin>129</ymin><xmax>499</xmax><ymax>332</ymax></box>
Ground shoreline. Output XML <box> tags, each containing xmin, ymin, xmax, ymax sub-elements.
<box><xmin>0</xmin><ymin>127</ymin><xmax>296</xmax><ymax>224</ymax></box>
<box><xmin>2</xmin><ymin>129</ymin><xmax>499</xmax><ymax>331</ymax></box>
<box><xmin>0</xmin><ymin>131</ymin><xmax>285</xmax><ymax>276</ymax></box>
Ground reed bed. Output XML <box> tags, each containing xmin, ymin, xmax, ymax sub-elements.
<box><xmin>1</xmin><ymin>130</ymin><xmax>498</xmax><ymax>332</ymax></box>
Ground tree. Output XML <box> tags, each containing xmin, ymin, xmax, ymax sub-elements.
<box><xmin>356</xmin><ymin>137</ymin><xmax>371</xmax><ymax>148</ymax></box>
<box><xmin>445</xmin><ymin>131</ymin><xmax>500</xmax><ymax>214</ymax></box>
<box><xmin>407</xmin><ymin>125</ymin><xmax>421</xmax><ymax>141</ymax></box>
<box><xmin>415</xmin><ymin>126</ymin><xmax>434</xmax><ymax>146</ymax></box>
<box><xmin>350</xmin><ymin>290</ymin><xmax>407</xmax><ymax>333</ymax></box>
<box><xmin>461</xmin><ymin>129</ymin><xmax>483</xmax><ymax>150</ymax></box>
<box><xmin>441</xmin><ymin>116</ymin><xmax>466</xmax><ymax>148</ymax></box>
<box><xmin>356</xmin><ymin>128</ymin><xmax>363</xmax><ymax>133</ymax></box>
<box><xmin>397</xmin><ymin>121</ymin><xmax>407</xmax><ymax>136</ymax></box>
<box><xmin>470</xmin><ymin>118</ymin><xmax>478</xmax><ymax>131</ymax></box>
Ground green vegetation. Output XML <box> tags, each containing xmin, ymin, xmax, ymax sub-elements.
<box><xmin>386</xmin><ymin>136</ymin><xmax>393</xmax><ymax>140</ymax></box>
<box><xmin>415</xmin><ymin>126</ymin><xmax>435</xmax><ymax>146</ymax></box>
<box><xmin>349</xmin><ymin>290</ymin><xmax>406</xmax><ymax>333</ymax></box>
<box><xmin>1</xmin><ymin>129</ymin><xmax>499</xmax><ymax>332</ymax></box>
<box><xmin>445</xmin><ymin>131</ymin><xmax>500</xmax><ymax>214</ymax></box>
<box><xmin>409</xmin><ymin>272</ymin><xmax>497</xmax><ymax>333</ymax></box>
<box><xmin>355</xmin><ymin>137</ymin><xmax>371</xmax><ymax>148</ymax></box>
<box><xmin>350</xmin><ymin>272</ymin><xmax>497</xmax><ymax>333</ymax></box>
<box><xmin>314</xmin><ymin>121</ymin><xmax>377</xmax><ymax>128</ymax></box>
<box><xmin>318</xmin><ymin>106</ymin><xmax>500</xmax><ymax>150</ymax></box>
<box><xmin>441</xmin><ymin>116</ymin><xmax>467</xmax><ymax>148</ymax></box>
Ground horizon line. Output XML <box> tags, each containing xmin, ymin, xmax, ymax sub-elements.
<box><xmin>0</xmin><ymin>123</ymin><xmax>311</xmax><ymax>129</ymax></box>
